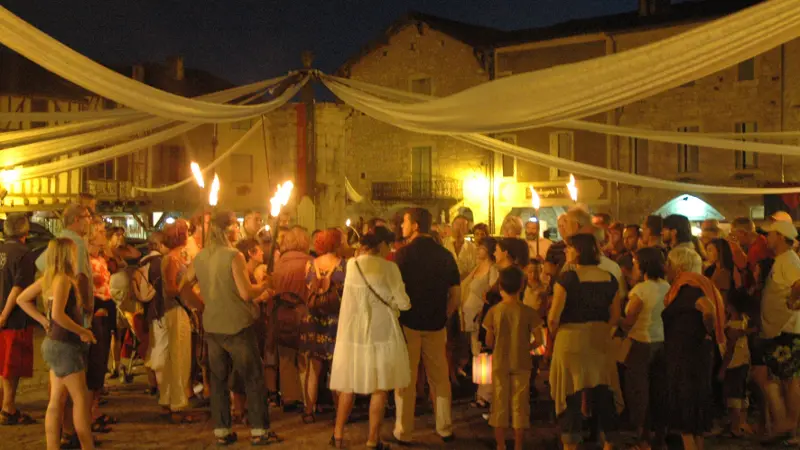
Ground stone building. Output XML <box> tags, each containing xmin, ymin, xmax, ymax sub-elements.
<box><xmin>339</xmin><ymin>0</ymin><xmax>800</xmax><ymax>231</ymax></box>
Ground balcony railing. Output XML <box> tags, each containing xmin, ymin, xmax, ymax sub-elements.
<box><xmin>371</xmin><ymin>178</ymin><xmax>463</xmax><ymax>202</ymax></box>
<box><xmin>86</xmin><ymin>180</ymin><xmax>136</xmax><ymax>201</ymax></box>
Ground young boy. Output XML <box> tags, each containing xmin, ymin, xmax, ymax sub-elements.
<box><xmin>718</xmin><ymin>294</ymin><xmax>753</xmax><ymax>437</ymax></box>
<box><xmin>483</xmin><ymin>267</ymin><xmax>542</xmax><ymax>450</ymax></box>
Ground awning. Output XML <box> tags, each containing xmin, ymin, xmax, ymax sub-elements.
<box><xmin>653</xmin><ymin>194</ymin><xmax>724</xmax><ymax>221</ymax></box>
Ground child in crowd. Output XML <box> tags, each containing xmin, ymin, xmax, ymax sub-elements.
<box><xmin>718</xmin><ymin>293</ymin><xmax>753</xmax><ymax>438</ymax></box>
<box><xmin>483</xmin><ymin>267</ymin><xmax>542</xmax><ymax>450</ymax></box>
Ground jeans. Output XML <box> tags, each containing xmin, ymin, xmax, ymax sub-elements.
<box><xmin>206</xmin><ymin>325</ymin><xmax>269</xmax><ymax>436</ymax></box>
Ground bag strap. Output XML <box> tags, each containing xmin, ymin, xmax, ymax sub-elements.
<box><xmin>355</xmin><ymin>260</ymin><xmax>393</xmax><ymax>310</ymax></box>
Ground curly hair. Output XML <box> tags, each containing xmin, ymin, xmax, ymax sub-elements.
<box><xmin>314</xmin><ymin>228</ymin><xmax>343</xmax><ymax>255</ymax></box>
<box><xmin>163</xmin><ymin>221</ymin><xmax>189</xmax><ymax>249</ymax></box>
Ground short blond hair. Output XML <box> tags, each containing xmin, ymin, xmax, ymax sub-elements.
<box><xmin>501</xmin><ymin>215</ymin><xmax>523</xmax><ymax>237</ymax></box>
<box><xmin>668</xmin><ymin>247</ymin><xmax>702</xmax><ymax>274</ymax></box>
<box><xmin>566</xmin><ymin>206</ymin><xmax>592</xmax><ymax>229</ymax></box>
<box><xmin>62</xmin><ymin>204</ymin><xmax>88</xmax><ymax>228</ymax></box>
<box><xmin>280</xmin><ymin>226</ymin><xmax>310</xmax><ymax>253</ymax></box>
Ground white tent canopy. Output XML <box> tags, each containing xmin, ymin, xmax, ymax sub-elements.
<box><xmin>653</xmin><ymin>194</ymin><xmax>725</xmax><ymax>221</ymax></box>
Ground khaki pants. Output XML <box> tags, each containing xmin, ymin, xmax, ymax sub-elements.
<box><xmin>278</xmin><ymin>345</ymin><xmax>302</xmax><ymax>404</ymax></box>
<box><xmin>394</xmin><ymin>326</ymin><xmax>452</xmax><ymax>441</ymax></box>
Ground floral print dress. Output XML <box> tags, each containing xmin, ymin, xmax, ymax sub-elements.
<box><xmin>299</xmin><ymin>259</ymin><xmax>346</xmax><ymax>361</ymax></box>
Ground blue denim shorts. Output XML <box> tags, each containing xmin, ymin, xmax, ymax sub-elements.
<box><xmin>42</xmin><ymin>338</ymin><xmax>86</xmax><ymax>378</ymax></box>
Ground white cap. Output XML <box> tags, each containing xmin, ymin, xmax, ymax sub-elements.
<box><xmin>771</xmin><ymin>211</ymin><xmax>793</xmax><ymax>223</ymax></box>
<box><xmin>764</xmin><ymin>220</ymin><xmax>798</xmax><ymax>240</ymax></box>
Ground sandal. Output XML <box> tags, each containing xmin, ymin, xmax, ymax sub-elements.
<box><xmin>0</xmin><ymin>410</ymin><xmax>36</xmax><ymax>425</ymax></box>
<box><xmin>301</xmin><ymin>412</ymin><xmax>316</xmax><ymax>424</ymax></box>
<box><xmin>216</xmin><ymin>432</ymin><xmax>238</xmax><ymax>447</ymax></box>
<box><xmin>95</xmin><ymin>414</ymin><xmax>118</xmax><ymax>425</ymax></box>
<box><xmin>469</xmin><ymin>399</ymin><xmax>489</xmax><ymax>409</ymax></box>
<box><xmin>91</xmin><ymin>420</ymin><xmax>113</xmax><ymax>434</ymax></box>
<box><xmin>366</xmin><ymin>441</ymin><xmax>390</xmax><ymax>449</ymax></box>
<box><xmin>329</xmin><ymin>435</ymin><xmax>345</xmax><ymax>448</ymax></box>
<box><xmin>167</xmin><ymin>412</ymin><xmax>199</xmax><ymax>424</ymax></box>
<box><xmin>251</xmin><ymin>431</ymin><xmax>283</xmax><ymax>446</ymax></box>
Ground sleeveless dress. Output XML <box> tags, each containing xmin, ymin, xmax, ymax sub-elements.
<box><xmin>662</xmin><ymin>285</ymin><xmax>714</xmax><ymax>435</ymax></box>
<box><xmin>299</xmin><ymin>259</ymin><xmax>346</xmax><ymax>361</ymax></box>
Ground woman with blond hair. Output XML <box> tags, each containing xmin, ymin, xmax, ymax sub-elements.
<box><xmin>17</xmin><ymin>238</ymin><xmax>97</xmax><ymax>450</ymax></box>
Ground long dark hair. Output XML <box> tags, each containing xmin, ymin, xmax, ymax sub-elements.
<box><xmin>567</xmin><ymin>233</ymin><xmax>600</xmax><ymax>266</ymax></box>
<box><xmin>635</xmin><ymin>246</ymin><xmax>666</xmax><ymax>280</ymax></box>
<box><xmin>709</xmin><ymin>238</ymin><xmax>734</xmax><ymax>272</ymax></box>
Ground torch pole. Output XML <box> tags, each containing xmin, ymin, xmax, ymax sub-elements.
<box><xmin>535</xmin><ymin>209</ymin><xmax>540</xmax><ymax>262</ymax></box>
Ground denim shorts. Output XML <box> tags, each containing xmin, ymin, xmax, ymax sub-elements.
<box><xmin>42</xmin><ymin>338</ymin><xmax>86</xmax><ymax>378</ymax></box>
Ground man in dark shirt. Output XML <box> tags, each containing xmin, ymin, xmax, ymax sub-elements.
<box><xmin>393</xmin><ymin>208</ymin><xmax>460</xmax><ymax>445</ymax></box>
<box><xmin>0</xmin><ymin>214</ymin><xmax>37</xmax><ymax>425</ymax></box>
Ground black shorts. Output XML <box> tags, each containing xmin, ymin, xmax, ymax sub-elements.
<box><xmin>723</xmin><ymin>365</ymin><xmax>749</xmax><ymax>406</ymax></box>
<box><xmin>749</xmin><ymin>335</ymin><xmax>767</xmax><ymax>367</ymax></box>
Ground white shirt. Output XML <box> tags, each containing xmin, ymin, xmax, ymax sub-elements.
<box><xmin>627</xmin><ymin>279</ymin><xmax>669</xmax><ymax>343</ymax></box>
<box><xmin>444</xmin><ymin>237</ymin><xmax>477</xmax><ymax>279</ymax></box>
<box><xmin>527</xmin><ymin>238</ymin><xmax>552</xmax><ymax>261</ymax></box>
<box><xmin>599</xmin><ymin>255</ymin><xmax>627</xmax><ymax>296</ymax></box>
<box><xmin>761</xmin><ymin>249</ymin><xmax>800</xmax><ymax>338</ymax></box>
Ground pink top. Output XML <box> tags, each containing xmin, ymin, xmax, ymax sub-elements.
<box><xmin>90</xmin><ymin>255</ymin><xmax>112</xmax><ymax>300</ymax></box>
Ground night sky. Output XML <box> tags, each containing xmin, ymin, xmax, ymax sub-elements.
<box><xmin>3</xmin><ymin>0</ymin><xmax>683</xmax><ymax>84</ymax></box>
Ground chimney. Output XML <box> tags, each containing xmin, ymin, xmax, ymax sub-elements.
<box><xmin>638</xmin><ymin>0</ymin><xmax>671</xmax><ymax>17</ymax></box>
<box><xmin>132</xmin><ymin>64</ymin><xmax>145</xmax><ymax>82</ymax></box>
<box><xmin>167</xmin><ymin>56</ymin><xmax>185</xmax><ymax>81</ymax></box>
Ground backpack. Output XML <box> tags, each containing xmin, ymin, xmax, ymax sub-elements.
<box><xmin>132</xmin><ymin>253</ymin><xmax>163</xmax><ymax>321</ymax></box>
<box><xmin>306</xmin><ymin>260</ymin><xmax>343</xmax><ymax>316</ymax></box>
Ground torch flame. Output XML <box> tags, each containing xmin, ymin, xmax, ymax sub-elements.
<box><xmin>269</xmin><ymin>181</ymin><xmax>294</xmax><ymax>217</ymax></box>
<box><xmin>567</xmin><ymin>174</ymin><xmax>578</xmax><ymax>202</ymax></box>
<box><xmin>0</xmin><ymin>168</ymin><xmax>20</xmax><ymax>184</ymax></box>
<box><xmin>208</xmin><ymin>174</ymin><xmax>220</xmax><ymax>206</ymax></box>
<box><xmin>529</xmin><ymin>186</ymin><xmax>540</xmax><ymax>211</ymax></box>
<box><xmin>346</xmin><ymin>218</ymin><xmax>351</xmax><ymax>227</ymax></box>
<box><xmin>190</xmin><ymin>162</ymin><xmax>205</xmax><ymax>188</ymax></box>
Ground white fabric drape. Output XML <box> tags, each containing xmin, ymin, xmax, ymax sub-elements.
<box><xmin>345</xmin><ymin>177</ymin><xmax>364</xmax><ymax>203</ymax></box>
<box><xmin>325</xmin><ymin>0</ymin><xmax>800</xmax><ymax>134</ymax></box>
<box><xmin>323</xmin><ymin>76</ymin><xmax>800</xmax><ymax>195</ymax></box>
<box><xmin>0</xmin><ymin>6</ymin><xmax>305</xmax><ymax>122</ymax></box>
<box><xmin>0</xmin><ymin>76</ymin><xmax>287</xmax><ymax>124</ymax></box>
<box><xmin>326</xmin><ymin>75</ymin><xmax>800</xmax><ymax>156</ymax></box>
<box><xmin>0</xmin><ymin>118</ymin><xmax>139</xmax><ymax>146</ymax></box>
<box><xmin>131</xmin><ymin>119</ymin><xmax>264</xmax><ymax>194</ymax></box>
<box><xmin>10</xmin><ymin>76</ymin><xmax>307</xmax><ymax>180</ymax></box>
<box><xmin>0</xmin><ymin>76</ymin><xmax>289</xmax><ymax>167</ymax></box>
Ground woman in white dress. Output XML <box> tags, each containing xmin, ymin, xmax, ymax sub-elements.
<box><xmin>330</xmin><ymin>226</ymin><xmax>411</xmax><ymax>449</ymax></box>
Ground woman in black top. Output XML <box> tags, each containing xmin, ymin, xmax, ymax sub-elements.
<box><xmin>17</xmin><ymin>238</ymin><xmax>97</xmax><ymax>450</ymax></box>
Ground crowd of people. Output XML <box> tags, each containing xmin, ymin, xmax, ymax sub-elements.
<box><xmin>0</xmin><ymin>195</ymin><xmax>799</xmax><ymax>449</ymax></box>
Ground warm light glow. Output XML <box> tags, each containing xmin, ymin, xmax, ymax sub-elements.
<box><xmin>567</xmin><ymin>174</ymin><xmax>578</xmax><ymax>202</ymax></box>
<box><xmin>208</xmin><ymin>174</ymin><xmax>220</xmax><ymax>206</ymax></box>
<box><xmin>0</xmin><ymin>169</ymin><xmax>20</xmax><ymax>184</ymax></box>
<box><xmin>165</xmin><ymin>217</ymin><xmax>176</xmax><ymax>225</ymax></box>
<box><xmin>264</xmin><ymin>224</ymin><xmax>271</xmax><ymax>232</ymax></box>
<box><xmin>190</xmin><ymin>162</ymin><xmax>205</xmax><ymax>188</ymax></box>
<box><xmin>269</xmin><ymin>181</ymin><xmax>294</xmax><ymax>217</ymax></box>
<box><xmin>345</xmin><ymin>218</ymin><xmax>351</xmax><ymax>227</ymax></box>
<box><xmin>529</xmin><ymin>185</ymin><xmax>541</xmax><ymax>211</ymax></box>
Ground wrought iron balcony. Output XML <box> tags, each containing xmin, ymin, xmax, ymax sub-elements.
<box><xmin>371</xmin><ymin>178</ymin><xmax>463</xmax><ymax>202</ymax></box>
<box><xmin>86</xmin><ymin>180</ymin><xmax>136</xmax><ymax>201</ymax></box>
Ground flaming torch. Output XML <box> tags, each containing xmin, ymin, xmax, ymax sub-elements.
<box><xmin>208</xmin><ymin>174</ymin><xmax>220</xmax><ymax>207</ymax></box>
<box><xmin>530</xmin><ymin>186</ymin><xmax>541</xmax><ymax>261</ymax></box>
<box><xmin>267</xmin><ymin>181</ymin><xmax>294</xmax><ymax>273</ymax></box>
<box><xmin>190</xmin><ymin>162</ymin><xmax>205</xmax><ymax>189</ymax></box>
<box><xmin>567</xmin><ymin>174</ymin><xmax>578</xmax><ymax>204</ymax></box>
<box><xmin>345</xmin><ymin>218</ymin><xmax>361</xmax><ymax>241</ymax></box>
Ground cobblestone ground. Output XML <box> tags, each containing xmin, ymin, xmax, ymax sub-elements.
<box><xmin>4</xmin><ymin>331</ymin><xmax>772</xmax><ymax>449</ymax></box>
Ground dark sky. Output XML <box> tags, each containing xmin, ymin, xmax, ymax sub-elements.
<box><xmin>3</xmin><ymin>0</ymin><xmax>666</xmax><ymax>84</ymax></box>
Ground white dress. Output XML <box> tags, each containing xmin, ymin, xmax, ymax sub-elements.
<box><xmin>330</xmin><ymin>255</ymin><xmax>412</xmax><ymax>394</ymax></box>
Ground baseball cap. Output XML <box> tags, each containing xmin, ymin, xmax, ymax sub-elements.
<box><xmin>764</xmin><ymin>220</ymin><xmax>798</xmax><ymax>240</ymax></box>
<box><xmin>771</xmin><ymin>211</ymin><xmax>793</xmax><ymax>223</ymax></box>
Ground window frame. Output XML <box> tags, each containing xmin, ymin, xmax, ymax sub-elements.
<box><xmin>549</xmin><ymin>131</ymin><xmax>575</xmax><ymax>181</ymax></box>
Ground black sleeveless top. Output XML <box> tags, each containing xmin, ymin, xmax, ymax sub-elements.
<box><xmin>556</xmin><ymin>269</ymin><xmax>618</xmax><ymax>325</ymax></box>
<box><xmin>49</xmin><ymin>284</ymin><xmax>83</xmax><ymax>345</ymax></box>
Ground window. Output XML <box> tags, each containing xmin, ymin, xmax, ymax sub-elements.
<box><xmin>629</xmin><ymin>138</ymin><xmax>649</xmax><ymax>174</ymax></box>
<box><xmin>497</xmin><ymin>135</ymin><xmax>517</xmax><ymax>178</ymax></box>
<box><xmin>231</xmin><ymin>119</ymin><xmax>253</xmax><ymax>130</ymax></box>
<box><xmin>410</xmin><ymin>77</ymin><xmax>432</xmax><ymax>95</ymax></box>
<box><xmin>411</xmin><ymin>146</ymin><xmax>432</xmax><ymax>197</ymax></box>
<box><xmin>549</xmin><ymin>131</ymin><xmax>574</xmax><ymax>180</ymax></box>
<box><xmin>30</xmin><ymin>98</ymin><xmax>48</xmax><ymax>128</ymax></box>
<box><xmin>677</xmin><ymin>126</ymin><xmax>700</xmax><ymax>173</ymax></box>
<box><xmin>116</xmin><ymin>155</ymin><xmax>131</xmax><ymax>182</ymax></box>
<box><xmin>734</xmin><ymin>121</ymin><xmax>758</xmax><ymax>170</ymax></box>
<box><xmin>154</xmin><ymin>145</ymin><xmax>187</xmax><ymax>184</ymax></box>
<box><xmin>737</xmin><ymin>58</ymin><xmax>755</xmax><ymax>82</ymax></box>
<box><xmin>87</xmin><ymin>161</ymin><xmax>114</xmax><ymax>180</ymax></box>
<box><xmin>231</xmin><ymin>154</ymin><xmax>253</xmax><ymax>183</ymax></box>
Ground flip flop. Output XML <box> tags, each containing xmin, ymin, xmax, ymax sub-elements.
<box><xmin>91</xmin><ymin>420</ymin><xmax>113</xmax><ymax>434</ymax></box>
<box><xmin>251</xmin><ymin>431</ymin><xmax>283</xmax><ymax>446</ymax></box>
<box><xmin>0</xmin><ymin>410</ymin><xmax>36</xmax><ymax>425</ymax></box>
<box><xmin>216</xmin><ymin>432</ymin><xmax>238</xmax><ymax>447</ymax></box>
<box><xmin>95</xmin><ymin>414</ymin><xmax>118</xmax><ymax>425</ymax></box>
